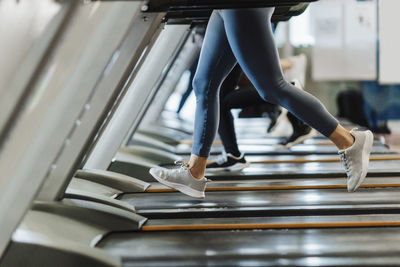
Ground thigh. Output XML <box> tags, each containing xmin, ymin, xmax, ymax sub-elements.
<box><xmin>193</xmin><ymin>11</ymin><xmax>237</xmax><ymax>93</ymax></box>
<box><xmin>220</xmin><ymin>8</ymin><xmax>284</xmax><ymax>93</ymax></box>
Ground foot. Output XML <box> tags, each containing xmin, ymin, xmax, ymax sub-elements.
<box><xmin>280</xmin><ymin>120</ymin><xmax>318</xmax><ymax>148</ymax></box>
<box><xmin>371</xmin><ymin>124</ymin><xmax>391</xmax><ymax>134</ymax></box>
<box><xmin>267</xmin><ymin>107</ymin><xmax>287</xmax><ymax>133</ymax></box>
<box><xmin>206</xmin><ymin>152</ymin><xmax>250</xmax><ymax>172</ymax></box>
<box><xmin>149</xmin><ymin>165</ymin><xmax>207</xmax><ymax>198</ymax></box>
<box><xmin>338</xmin><ymin>129</ymin><xmax>374</xmax><ymax>192</ymax></box>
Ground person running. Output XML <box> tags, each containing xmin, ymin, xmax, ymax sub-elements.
<box><xmin>207</xmin><ymin>62</ymin><xmax>315</xmax><ymax>172</ymax></box>
<box><xmin>150</xmin><ymin>7</ymin><xmax>373</xmax><ymax>198</ymax></box>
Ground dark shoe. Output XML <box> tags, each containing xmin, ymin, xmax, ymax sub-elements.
<box><xmin>371</xmin><ymin>124</ymin><xmax>391</xmax><ymax>134</ymax></box>
<box><xmin>279</xmin><ymin>123</ymin><xmax>317</xmax><ymax>148</ymax></box>
<box><xmin>267</xmin><ymin>107</ymin><xmax>287</xmax><ymax>133</ymax></box>
<box><xmin>206</xmin><ymin>153</ymin><xmax>250</xmax><ymax>172</ymax></box>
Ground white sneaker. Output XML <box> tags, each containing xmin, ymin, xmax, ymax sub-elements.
<box><xmin>338</xmin><ymin>129</ymin><xmax>374</xmax><ymax>192</ymax></box>
<box><xmin>149</xmin><ymin>164</ymin><xmax>207</xmax><ymax>198</ymax></box>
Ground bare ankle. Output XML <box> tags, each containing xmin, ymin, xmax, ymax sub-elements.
<box><xmin>329</xmin><ymin>125</ymin><xmax>355</xmax><ymax>150</ymax></box>
<box><xmin>188</xmin><ymin>154</ymin><xmax>208</xmax><ymax>179</ymax></box>
<box><xmin>189</xmin><ymin>167</ymin><xmax>204</xmax><ymax>180</ymax></box>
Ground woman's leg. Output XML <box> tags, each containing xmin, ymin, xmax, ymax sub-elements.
<box><xmin>190</xmin><ymin>11</ymin><xmax>237</xmax><ymax>158</ymax></box>
<box><xmin>220</xmin><ymin>8</ymin><xmax>372</xmax><ymax>192</ymax></box>
<box><xmin>220</xmin><ymin>8</ymin><xmax>339</xmax><ymax>138</ymax></box>
<box><xmin>219</xmin><ymin>87</ymin><xmax>266</xmax><ymax>156</ymax></box>
<box><xmin>149</xmin><ymin>11</ymin><xmax>238</xmax><ymax>198</ymax></box>
<box><xmin>218</xmin><ymin>64</ymin><xmax>243</xmax><ymax>157</ymax></box>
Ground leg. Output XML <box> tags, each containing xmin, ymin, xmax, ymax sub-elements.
<box><xmin>220</xmin><ymin>8</ymin><xmax>340</xmax><ymax>138</ymax></box>
<box><xmin>220</xmin><ymin>8</ymin><xmax>372</xmax><ymax>192</ymax></box>
<box><xmin>188</xmin><ymin>11</ymin><xmax>238</xmax><ymax>178</ymax></box>
<box><xmin>219</xmin><ymin>86</ymin><xmax>266</xmax><ymax>155</ymax></box>
<box><xmin>149</xmin><ymin>11</ymin><xmax>237</xmax><ymax>198</ymax></box>
<box><xmin>207</xmin><ymin>85</ymin><xmax>266</xmax><ymax>171</ymax></box>
<box><xmin>218</xmin><ymin>64</ymin><xmax>243</xmax><ymax>156</ymax></box>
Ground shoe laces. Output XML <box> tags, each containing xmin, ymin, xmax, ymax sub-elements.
<box><xmin>174</xmin><ymin>160</ymin><xmax>212</xmax><ymax>182</ymax></box>
<box><xmin>339</xmin><ymin>151</ymin><xmax>351</xmax><ymax>175</ymax></box>
<box><xmin>174</xmin><ymin>160</ymin><xmax>189</xmax><ymax>171</ymax></box>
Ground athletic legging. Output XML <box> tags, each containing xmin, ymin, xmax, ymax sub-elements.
<box><xmin>192</xmin><ymin>8</ymin><xmax>338</xmax><ymax>157</ymax></box>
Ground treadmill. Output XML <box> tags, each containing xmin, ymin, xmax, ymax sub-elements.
<box><xmin>2</xmin><ymin>1</ymin><xmax>400</xmax><ymax>267</ymax></box>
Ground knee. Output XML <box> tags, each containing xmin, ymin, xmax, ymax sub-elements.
<box><xmin>191</xmin><ymin>76</ymin><xmax>204</xmax><ymax>104</ymax></box>
<box><xmin>192</xmin><ymin>73</ymin><xmax>219</xmax><ymax>101</ymax></box>
<box><xmin>257</xmin><ymin>78</ymin><xmax>288</xmax><ymax>104</ymax></box>
<box><xmin>192</xmin><ymin>74</ymin><xmax>206</xmax><ymax>97</ymax></box>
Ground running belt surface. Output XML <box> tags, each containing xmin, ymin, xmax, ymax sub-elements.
<box><xmin>244</xmin><ymin>154</ymin><xmax>400</xmax><ymax>163</ymax></box>
<box><xmin>99</xmin><ymin>227</ymin><xmax>400</xmax><ymax>266</ymax></box>
<box><xmin>118</xmin><ymin>188</ymin><xmax>400</xmax><ymax>218</ymax></box>
<box><xmin>146</xmin><ymin>176</ymin><xmax>400</xmax><ymax>192</ymax></box>
<box><xmin>205</xmin><ymin>159</ymin><xmax>400</xmax><ymax>179</ymax></box>
<box><xmin>175</xmin><ymin>143</ymin><xmax>393</xmax><ymax>155</ymax></box>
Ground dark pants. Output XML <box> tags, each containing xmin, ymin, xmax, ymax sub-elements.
<box><xmin>218</xmin><ymin>65</ymin><xmax>275</xmax><ymax>156</ymax></box>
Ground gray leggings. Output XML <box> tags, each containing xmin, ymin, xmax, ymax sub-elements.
<box><xmin>191</xmin><ymin>8</ymin><xmax>338</xmax><ymax>157</ymax></box>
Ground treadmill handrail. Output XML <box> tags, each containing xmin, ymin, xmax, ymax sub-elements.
<box><xmin>141</xmin><ymin>0</ymin><xmax>318</xmax><ymax>12</ymax></box>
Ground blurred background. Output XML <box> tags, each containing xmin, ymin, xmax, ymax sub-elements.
<box><xmin>166</xmin><ymin>0</ymin><xmax>400</xmax><ymax>148</ymax></box>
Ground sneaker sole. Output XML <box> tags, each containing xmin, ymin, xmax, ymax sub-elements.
<box><xmin>351</xmin><ymin>130</ymin><xmax>374</xmax><ymax>192</ymax></box>
<box><xmin>285</xmin><ymin>129</ymin><xmax>318</xmax><ymax>148</ymax></box>
<box><xmin>149</xmin><ymin>169</ymin><xmax>205</xmax><ymax>199</ymax></box>
<box><xmin>207</xmin><ymin>162</ymin><xmax>251</xmax><ymax>173</ymax></box>
<box><xmin>226</xmin><ymin>162</ymin><xmax>251</xmax><ymax>172</ymax></box>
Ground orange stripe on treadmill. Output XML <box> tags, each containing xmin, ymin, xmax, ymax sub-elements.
<box><xmin>142</xmin><ymin>221</ymin><xmax>400</xmax><ymax>231</ymax></box>
<box><xmin>251</xmin><ymin>156</ymin><xmax>400</xmax><ymax>164</ymax></box>
<box><xmin>180</xmin><ymin>140</ymin><xmax>335</xmax><ymax>146</ymax></box>
<box><xmin>146</xmin><ymin>183</ymin><xmax>400</xmax><ymax>193</ymax></box>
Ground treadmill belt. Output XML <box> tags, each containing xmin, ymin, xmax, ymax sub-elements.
<box><xmin>182</xmin><ymin>137</ymin><xmax>384</xmax><ymax>146</ymax></box>
<box><xmin>244</xmin><ymin>154</ymin><xmax>400</xmax><ymax>163</ymax></box>
<box><xmin>236</xmin><ymin>138</ymin><xmax>382</xmax><ymax>146</ymax></box>
<box><xmin>146</xmin><ymin>177</ymin><xmax>400</xmax><ymax>192</ymax></box>
<box><xmin>176</xmin><ymin>143</ymin><xmax>393</xmax><ymax>155</ymax></box>
<box><xmin>119</xmin><ymin>188</ymin><xmax>400</xmax><ymax>218</ymax></box>
<box><xmin>99</xmin><ymin>227</ymin><xmax>400</xmax><ymax>267</ymax></box>
<box><xmin>207</xmin><ymin>160</ymin><xmax>400</xmax><ymax>179</ymax></box>
<box><xmin>143</xmin><ymin>214</ymin><xmax>400</xmax><ymax>231</ymax></box>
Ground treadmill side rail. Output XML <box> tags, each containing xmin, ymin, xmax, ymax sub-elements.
<box><xmin>5</xmin><ymin>198</ymin><xmax>150</xmax><ymax>266</ymax></box>
<box><xmin>2</xmin><ymin>205</ymin><xmax>136</xmax><ymax>267</ymax></box>
<box><xmin>33</xmin><ymin>200</ymin><xmax>147</xmax><ymax>231</ymax></box>
<box><xmin>65</xmin><ymin>188</ymin><xmax>136</xmax><ymax>212</ymax></box>
<box><xmin>75</xmin><ymin>168</ymin><xmax>150</xmax><ymax>193</ymax></box>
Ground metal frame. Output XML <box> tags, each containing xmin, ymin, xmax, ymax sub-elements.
<box><xmin>0</xmin><ymin>0</ymin><xmax>163</xmax><ymax>261</ymax></box>
<box><xmin>0</xmin><ymin>0</ymin><xmax>74</xmax><ymax>145</ymax></box>
<box><xmin>140</xmin><ymin>0</ymin><xmax>317</xmax><ymax>12</ymax></box>
<box><xmin>36</xmin><ymin>5</ymin><xmax>164</xmax><ymax>202</ymax></box>
<box><xmin>83</xmin><ymin>24</ymin><xmax>190</xmax><ymax>170</ymax></box>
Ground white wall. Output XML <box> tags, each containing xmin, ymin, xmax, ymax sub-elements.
<box><xmin>310</xmin><ymin>0</ymin><xmax>377</xmax><ymax>81</ymax></box>
<box><xmin>379</xmin><ymin>0</ymin><xmax>400</xmax><ymax>84</ymax></box>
